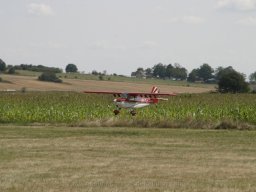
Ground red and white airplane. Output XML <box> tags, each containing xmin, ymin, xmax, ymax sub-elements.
<box><xmin>83</xmin><ymin>86</ymin><xmax>176</xmax><ymax>116</ymax></box>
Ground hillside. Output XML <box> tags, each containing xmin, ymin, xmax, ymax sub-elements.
<box><xmin>0</xmin><ymin>74</ymin><xmax>214</xmax><ymax>93</ymax></box>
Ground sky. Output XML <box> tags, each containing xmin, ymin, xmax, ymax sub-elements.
<box><xmin>1</xmin><ymin>0</ymin><xmax>256</xmax><ymax>77</ymax></box>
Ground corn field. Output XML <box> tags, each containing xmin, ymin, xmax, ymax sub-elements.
<box><xmin>0</xmin><ymin>92</ymin><xmax>256</xmax><ymax>128</ymax></box>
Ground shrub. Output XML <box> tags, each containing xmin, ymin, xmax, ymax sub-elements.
<box><xmin>0</xmin><ymin>58</ymin><xmax>6</xmax><ymax>72</ymax></box>
<box><xmin>38</xmin><ymin>72</ymin><xmax>62</xmax><ymax>83</ymax></box>
<box><xmin>218</xmin><ymin>71</ymin><xmax>250</xmax><ymax>93</ymax></box>
<box><xmin>8</xmin><ymin>67</ymin><xmax>16</xmax><ymax>74</ymax></box>
<box><xmin>65</xmin><ymin>64</ymin><xmax>78</xmax><ymax>73</ymax></box>
<box><xmin>99</xmin><ymin>75</ymin><xmax>104</xmax><ymax>80</ymax></box>
<box><xmin>21</xmin><ymin>87</ymin><xmax>26</xmax><ymax>93</ymax></box>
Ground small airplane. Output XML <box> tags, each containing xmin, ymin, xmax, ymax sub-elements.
<box><xmin>83</xmin><ymin>86</ymin><xmax>176</xmax><ymax>116</ymax></box>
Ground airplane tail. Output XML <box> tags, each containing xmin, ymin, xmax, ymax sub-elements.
<box><xmin>151</xmin><ymin>86</ymin><xmax>168</xmax><ymax>101</ymax></box>
<box><xmin>151</xmin><ymin>86</ymin><xmax>159</xmax><ymax>94</ymax></box>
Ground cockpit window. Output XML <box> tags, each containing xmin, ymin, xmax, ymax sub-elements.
<box><xmin>121</xmin><ymin>93</ymin><xmax>128</xmax><ymax>98</ymax></box>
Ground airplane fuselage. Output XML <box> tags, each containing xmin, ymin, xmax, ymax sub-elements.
<box><xmin>113</xmin><ymin>97</ymin><xmax>156</xmax><ymax>109</ymax></box>
<box><xmin>83</xmin><ymin>86</ymin><xmax>176</xmax><ymax>116</ymax></box>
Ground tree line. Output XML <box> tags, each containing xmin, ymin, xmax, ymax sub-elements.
<box><xmin>1</xmin><ymin>58</ymin><xmax>256</xmax><ymax>92</ymax></box>
<box><xmin>0</xmin><ymin>60</ymin><xmax>63</xmax><ymax>74</ymax></box>
<box><xmin>131</xmin><ymin>63</ymin><xmax>187</xmax><ymax>80</ymax></box>
<box><xmin>131</xmin><ymin>62</ymin><xmax>256</xmax><ymax>93</ymax></box>
<box><xmin>0</xmin><ymin>59</ymin><xmax>79</xmax><ymax>74</ymax></box>
<box><xmin>131</xmin><ymin>62</ymin><xmax>256</xmax><ymax>83</ymax></box>
<box><xmin>14</xmin><ymin>64</ymin><xmax>62</xmax><ymax>73</ymax></box>
<box><xmin>0</xmin><ymin>59</ymin><xmax>78</xmax><ymax>83</ymax></box>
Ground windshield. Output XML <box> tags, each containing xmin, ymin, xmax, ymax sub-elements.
<box><xmin>121</xmin><ymin>93</ymin><xmax>128</xmax><ymax>98</ymax></box>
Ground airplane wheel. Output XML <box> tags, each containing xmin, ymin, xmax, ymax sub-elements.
<box><xmin>130</xmin><ymin>110</ymin><xmax>136</xmax><ymax>116</ymax></box>
<box><xmin>113</xmin><ymin>110</ymin><xmax>120</xmax><ymax>115</ymax></box>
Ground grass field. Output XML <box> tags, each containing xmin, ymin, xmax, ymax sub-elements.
<box><xmin>0</xmin><ymin>126</ymin><xmax>256</xmax><ymax>192</ymax></box>
<box><xmin>0</xmin><ymin>92</ymin><xmax>255</xmax><ymax>129</ymax></box>
<box><xmin>1</xmin><ymin>75</ymin><xmax>255</xmax><ymax>191</ymax></box>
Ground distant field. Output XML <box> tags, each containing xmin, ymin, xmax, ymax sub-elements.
<box><xmin>0</xmin><ymin>73</ymin><xmax>214</xmax><ymax>93</ymax></box>
<box><xmin>0</xmin><ymin>126</ymin><xmax>255</xmax><ymax>192</ymax></box>
<box><xmin>15</xmin><ymin>69</ymin><xmax>215</xmax><ymax>87</ymax></box>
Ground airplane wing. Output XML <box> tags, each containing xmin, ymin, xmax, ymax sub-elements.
<box><xmin>127</xmin><ymin>92</ymin><xmax>176</xmax><ymax>96</ymax></box>
<box><xmin>83</xmin><ymin>91</ymin><xmax>176</xmax><ymax>97</ymax></box>
<box><xmin>83</xmin><ymin>91</ymin><xmax>123</xmax><ymax>97</ymax></box>
<box><xmin>127</xmin><ymin>92</ymin><xmax>176</xmax><ymax>98</ymax></box>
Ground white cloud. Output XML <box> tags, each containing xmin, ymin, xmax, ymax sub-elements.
<box><xmin>182</xmin><ymin>16</ymin><xmax>205</xmax><ymax>24</ymax></box>
<box><xmin>28</xmin><ymin>3</ymin><xmax>54</xmax><ymax>16</ymax></box>
<box><xmin>88</xmin><ymin>41</ymin><xmax>126</xmax><ymax>51</ymax></box>
<box><xmin>47</xmin><ymin>42</ymin><xmax>67</xmax><ymax>49</ymax></box>
<box><xmin>89</xmin><ymin>41</ymin><xmax>108</xmax><ymax>49</ymax></box>
<box><xmin>139</xmin><ymin>41</ymin><xmax>158</xmax><ymax>49</ymax></box>
<box><xmin>168</xmin><ymin>16</ymin><xmax>205</xmax><ymax>24</ymax></box>
<box><xmin>217</xmin><ymin>0</ymin><xmax>256</xmax><ymax>11</ymax></box>
<box><xmin>237</xmin><ymin>16</ymin><xmax>256</xmax><ymax>25</ymax></box>
<box><xmin>28</xmin><ymin>41</ymin><xmax>67</xmax><ymax>49</ymax></box>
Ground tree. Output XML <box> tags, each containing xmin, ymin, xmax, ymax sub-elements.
<box><xmin>92</xmin><ymin>70</ymin><xmax>99</xmax><ymax>75</ymax></box>
<box><xmin>218</xmin><ymin>71</ymin><xmax>250</xmax><ymax>93</ymax></box>
<box><xmin>152</xmin><ymin>63</ymin><xmax>166</xmax><ymax>79</ymax></box>
<box><xmin>0</xmin><ymin>58</ymin><xmax>6</xmax><ymax>72</ymax></box>
<box><xmin>165</xmin><ymin>64</ymin><xmax>174</xmax><ymax>79</ymax></box>
<box><xmin>65</xmin><ymin>63</ymin><xmax>78</xmax><ymax>73</ymax></box>
<box><xmin>131</xmin><ymin>67</ymin><xmax>145</xmax><ymax>78</ymax></box>
<box><xmin>198</xmin><ymin>63</ymin><xmax>214</xmax><ymax>82</ymax></box>
<box><xmin>249</xmin><ymin>71</ymin><xmax>256</xmax><ymax>83</ymax></box>
<box><xmin>145</xmin><ymin>68</ymin><xmax>153</xmax><ymax>78</ymax></box>
<box><xmin>172</xmin><ymin>63</ymin><xmax>187</xmax><ymax>80</ymax></box>
<box><xmin>187</xmin><ymin>69</ymin><xmax>199</xmax><ymax>82</ymax></box>
<box><xmin>215</xmin><ymin>66</ymin><xmax>235</xmax><ymax>81</ymax></box>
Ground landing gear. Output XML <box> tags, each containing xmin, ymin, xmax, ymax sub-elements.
<box><xmin>113</xmin><ymin>109</ymin><xmax>120</xmax><ymax>115</ymax></box>
<box><xmin>130</xmin><ymin>110</ymin><xmax>136</xmax><ymax>116</ymax></box>
<box><xmin>113</xmin><ymin>108</ymin><xmax>137</xmax><ymax>116</ymax></box>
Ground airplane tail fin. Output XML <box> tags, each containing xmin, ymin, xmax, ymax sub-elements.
<box><xmin>151</xmin><ymin>86</ymin><xmax>159</xmax><ymax>94</ymax></box>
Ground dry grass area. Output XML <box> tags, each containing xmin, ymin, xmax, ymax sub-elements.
<box><xmin>0</xmin><ymin>74</ymin><xmax>214</xmax><ymax>93</ymax></box>
<box><xmin>0</xmin><ymin>126</ymin><xmax>256</xmax><ymax>192</ymax></box>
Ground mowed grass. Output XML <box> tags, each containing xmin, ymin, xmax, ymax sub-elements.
<box><xmin>0</xmin><ymin>126</ymin><xmax>256</xmax><ymax>192</ymax></box>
